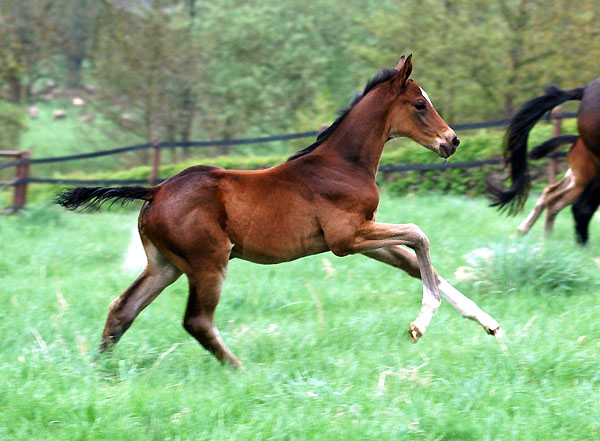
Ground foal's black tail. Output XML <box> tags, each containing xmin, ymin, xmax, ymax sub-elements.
<box><xmin>487</xmin><ymin>85</ymin><xmax>584</xmax><ymax>215</ymax></box>
<box><xmin>55</xmin><ymin>186</ymin><xmax>157</xmax><ymax>211</ymax></box>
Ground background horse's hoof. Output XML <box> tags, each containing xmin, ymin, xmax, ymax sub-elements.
<box><xmin>98</xmin><ymin>337</ymin><xmax>115</xmax><ymax>354</ymax></box>
<box><xmin>408</xmin><ymin>323</ymin><xmax>423</xmax><ymax>343</ymax></box>
<box><xmin>227</xmin><ymin>360</ymin><xmax>244</xmax><ymax>371</ymax></box>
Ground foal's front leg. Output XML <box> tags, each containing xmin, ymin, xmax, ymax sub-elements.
<box><xmin>336</xmin><ymin>221</ymin><xmax>441</xmax><ymax>342</ymax></box>
<box><xmin>362</xmin><ymin>246</ymin><xmax>503</xmax><ymax>337</ymax></box>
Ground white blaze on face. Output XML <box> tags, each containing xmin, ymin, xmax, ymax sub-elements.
<box><xmin>419</xmin><ymin>87</ymin><xmax>433</xmax><ymax>106</ymax></box>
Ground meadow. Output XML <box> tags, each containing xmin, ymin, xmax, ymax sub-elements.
<box><xmin>1</xmin><ymin>192</ymin><xmax>599</xmax><ymax>440</ymax></box>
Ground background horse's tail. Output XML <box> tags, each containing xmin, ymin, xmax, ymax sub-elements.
<box><xmin>528</xmin><ymin>134</ymin><xmax>579</xmax><ymax>159</ymax></box>
<box><xmin>487</xmin><ymin>85</ymin><xmax>584</xmax><ymax>215</ymax></box>
<box><xmin>55</xmin><ymin>186</ymin><xmax>157</xmax><ymax>211</ymax></box>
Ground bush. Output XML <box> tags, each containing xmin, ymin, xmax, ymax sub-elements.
<box><xmin>380</xmin><ymin>121</ymin><xmax>572</xmax><ymax>197</ymax></box>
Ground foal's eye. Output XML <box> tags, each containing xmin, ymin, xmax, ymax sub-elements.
<box><xmin>414</xmin><ymin>101</ymin><xmax>427</xmax><ymax>111</ymax></box>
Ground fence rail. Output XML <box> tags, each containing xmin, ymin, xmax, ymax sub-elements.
<box><xmin>0</xmin><ymin>112</ymin><xmax>575</xmax><ymax>212</ymax></box>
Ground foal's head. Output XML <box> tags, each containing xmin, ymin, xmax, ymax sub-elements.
<box><xmin>385</xmin><ymin>55</ymin><xmax>459</xmax><ymax>159</ymax></box>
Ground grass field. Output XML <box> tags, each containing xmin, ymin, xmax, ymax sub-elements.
<box><xmin>1</xmin><ymin>193</ymin><xmax>599</xmax><ymax>440</ymax></box>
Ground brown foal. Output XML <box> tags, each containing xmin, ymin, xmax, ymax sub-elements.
<box><xmin>57</xmin><ymin>55</ymin><xmax>503</xmax><ymax>367</ymax></box>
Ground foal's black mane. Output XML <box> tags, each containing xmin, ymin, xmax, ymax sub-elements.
<box><xmin>287</xmin><ymin>68</ymin><xmax>398</xmax><ymax>161</ymax></box>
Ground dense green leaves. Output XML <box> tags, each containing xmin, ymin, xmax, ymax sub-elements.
<box><xmin>355</xmin><ymin>0</ymin><xmax>600</xmax><ymax>122</ymax></box>
<box><xmin>1</xmin><ymin>0</ymin><xmax>599</xmax><ymax>144</ymax></box>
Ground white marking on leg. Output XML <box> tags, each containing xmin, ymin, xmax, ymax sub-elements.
<box><xmin>437</xmin><ymin>276</ymin><xmax>503</xmax><ymax>337</ymax></box>
<box><xmin>410</xmin><ymin>284</ymin><xmax>441</xmax><ymax>341</ymax></box>
<box><xmin>517</xmin><ymin>203</ymin><xmax>544</xmax><ymax>233</ymax></box>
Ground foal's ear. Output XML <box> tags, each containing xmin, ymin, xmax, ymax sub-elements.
<box><xmin>393</xmin><ymin>54</ymin><xmax>413</xmax><ymax>89</ymax></box>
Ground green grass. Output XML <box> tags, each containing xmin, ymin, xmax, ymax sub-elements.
<box><xmin>16</xmin><ymin>100</ymin><xmax>144</xmax><ymax>174</ymax></box>
<box><xmin>1</xmin><ymin>193</ymin><xmax>599</xmax><ymax>440</ymax></box>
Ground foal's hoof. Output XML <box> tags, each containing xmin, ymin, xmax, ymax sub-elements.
<box><xmin>408</xmin><ymin>323</ymin><xmax>423</xmax><ymax>343</ymax></box>
<box><xmin>488</xmin><ymin>326</ymin><xmax>505</xmax><ymax>339</ymax></box>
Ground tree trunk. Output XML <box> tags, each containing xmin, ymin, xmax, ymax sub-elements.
<box><xmin>66</xmin><ymin>55</ymin><xmax>85</xmax><ymax>89</ymax></box>
<box><xmin>7</xmin><ymin>77</ymin><xmax>22</xmax><ymax>104</ymax></box>
<box><xmin>503</xmin><ymin>93</ymin><xmax>514</xmax><ymax>118</ymax></box>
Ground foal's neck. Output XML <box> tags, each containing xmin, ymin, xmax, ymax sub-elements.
<box><xmin>320</xmin><ymin>91</ymin><xmax>390</xmax><ymax>177</ymax></box>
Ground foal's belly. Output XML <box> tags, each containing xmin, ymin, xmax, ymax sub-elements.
<box><xmin>229</xmin><ymin>226</ymin><xmax>330</xmax><ymax>264</ymax></box>
<box><xmin>219</xmin><ymin>168</ymin><xmax>332</xmax><ymax>263</ymax></box>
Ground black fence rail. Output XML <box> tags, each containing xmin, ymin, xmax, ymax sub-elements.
<box><xmin>0</xmin><ymin>112</ymin><xmax>576</xmax><ymax>212</ymax></box>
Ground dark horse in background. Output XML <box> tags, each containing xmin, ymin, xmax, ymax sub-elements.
<box><xmin>488</xmin><ymin>78</ymin><xmax>600</xmax><ymax>244</ymax></box>
<box><xmin>57</xmin><ymin>55</ymin><xmax>503</xmax><ymax>368</ymax></box>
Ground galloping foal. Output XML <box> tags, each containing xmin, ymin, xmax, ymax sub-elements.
<box><xmin>57</xmin><ymin>55</ymin><xmax>503</xmax><ymax>367</ymax></box>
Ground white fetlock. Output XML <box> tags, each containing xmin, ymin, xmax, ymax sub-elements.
<box><xmin>489</xmin><ymin>326</ymin><xmax>505</xmax><ymax>339</ymax></box>
<box><xmin>408</xmin><ymin>322</ymin><xmax>423</xmax><ymax>343</ymax></box>
<box><xmin>408</xmin><ymin>308</ymin><xmax>434</xmax><ymax>343</ymax></box>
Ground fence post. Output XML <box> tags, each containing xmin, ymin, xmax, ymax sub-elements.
<box><xmin>549</xmin><ymin>106</ymin><xmax>562</xmax><ymax>185</ymax></box>
<box><xmin>150</xmin><ymin>140</ymin><xmax>161</xmax><ymax>185</ymax></box>
<box><xmin>13</xmin><ymin>151</ymin><xmax>30</xmax><ymax>210</ymax></box>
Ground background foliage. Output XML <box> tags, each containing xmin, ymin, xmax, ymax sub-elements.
<box><xmin>1</xmin><ymin>0</ymin><xmax>598</xmax><ymax>151</ymax></box>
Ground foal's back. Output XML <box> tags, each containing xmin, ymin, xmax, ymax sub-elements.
<box><xmin>141</xmin><ymin>162</ymin><xmax>338</xmax><ymax>265</ymax></box>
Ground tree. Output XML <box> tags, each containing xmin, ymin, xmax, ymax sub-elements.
<box><xmin>194</xmin><ymin>0</ymin><xmax>370</xmax><ymax>148</ymax></box>
<box><xmin>55</xmin><ymin>0</ymin><xmax>105</xmax><ymax>89</ymax></box>
<box><xmin>0</xmin><ymin>0</ymin><xmax>64</xmax><ymax>103</ymax></box>
<box><xmin>355</xmin><ymin>0</ymin><xmax>600</xmax><ymax>121</ymax></box>
<box><xmin>91</xmin><ymin>0</ymin><xmax>202</xmax><ymax>148</ymax></box>
<box><xmin>353</xmin><ymin>0</ymin><xmax>508</xmax><ymax>122</ymax></box>
<box><xmin>91</xmin><ymin>0</ymin><xmax>368</xmax><ymax>157</ymax></box>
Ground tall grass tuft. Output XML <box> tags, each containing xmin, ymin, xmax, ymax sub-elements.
<box><xmin>465</xmin><ymin>240</ymin><xmax>596</xmax><ymax>294</ymax></box>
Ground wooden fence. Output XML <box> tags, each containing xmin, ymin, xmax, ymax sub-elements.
<box><xmin>0</xmin><ymin>111</ymin><xmax>574</xmax><ymax>212</ymax></box>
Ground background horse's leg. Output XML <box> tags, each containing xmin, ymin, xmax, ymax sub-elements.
<box><xmin>100</xmin><ymin>242</ymin><xmax>181</xmax><ymax>352</ymax></box>
<box><xmin>517</xmin><ymin>191</ymin><xmax>547</xmax><ymax>234</ymax></box>
<box><xmin>183</xmin><ymin>265</ymin><xmax>241</xmax><ymax>368</ymax></box>
<box><xmin>516</xmin><ymin>177</ymin><xmax>567</xmax><ymax>234</ymax></box>
<box><xmin>572</xmin><ymin>179</ymin><xmax>600</xmax><ymax>244</ymax></box>
<box><xmin>363</xmin><ymin>247</ymin><xmax>503</xmax><ymax>337</ymax></box>
<box><xmin>543</xmin><ymin>177</ymin><xmax>582</xmax><ymax>235</ymax></box>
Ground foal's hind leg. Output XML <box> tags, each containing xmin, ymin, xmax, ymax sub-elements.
<box><xmin>363</xmin><ymin>246</ymin><xmax>503</xmax><ymax>337</ymax></box>
<box><xmin>543</xmin><ymin>180</ymin><xmax>582</xmax><ymax>235</ymax></box>
<box><xmin>182</xmin><ymin>266</ymin><xmax>241</xmax><ymax>368</ymax></box>
<box><xmin>99</xmin><ymin>242</ymin><xmax>181</xmax><ymax>351</ymax></box>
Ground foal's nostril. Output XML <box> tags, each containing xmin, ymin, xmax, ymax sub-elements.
<box><xmin>452</xmin><ymin>136</ymin><xmax>460</xmax><ymax>147</ymax></box>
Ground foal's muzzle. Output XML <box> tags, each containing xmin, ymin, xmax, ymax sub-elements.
<box><xmin>438</xmin><ymin>135</ymin><xmax>460</xmax><ymax>159</ymax></box>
